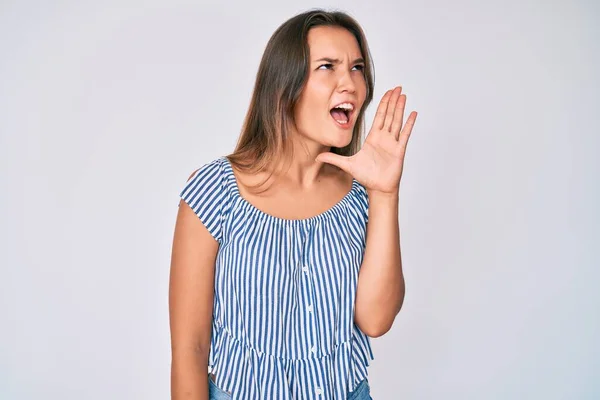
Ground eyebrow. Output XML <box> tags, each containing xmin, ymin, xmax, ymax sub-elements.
<box><xmin>314</xmin><ymin>57</ymin><xmax>365</xmax><ymax>64</ymax></box>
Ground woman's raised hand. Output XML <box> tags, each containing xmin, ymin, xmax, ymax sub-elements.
<box><xmin>316</xmin><ymin>86</ymin><xmax>418</xmax><ymax>194</ymax></box>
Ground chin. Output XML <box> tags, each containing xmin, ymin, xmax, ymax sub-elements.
<box><xmin>323</xmin><ymin>139</ymin><xmax>352</xmax><ymax>151</ymax></box>
<box><xmin>328</xmin><ymin>131</ymin><xmax>354</xmax><ymax>149</ymax></box>
<box><xmin>302</xmin><ymin>126</ymin><xmax>354</xmax><ymax>150</ymax></box>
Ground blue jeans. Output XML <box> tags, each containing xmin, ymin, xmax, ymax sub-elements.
<box><xmin>208</xmin><ymin>375</ymin><xmax>232</xmax><ymax>400</ymax></box>
<box><xmin>208</xmin><ymin>375</ymin><xmax>373</xmax><ymax>399</ymax></box>
<box><xmin>347</xmin><ymin>378</ymin><xmax>373</xmax><ymax>400</ymax></box>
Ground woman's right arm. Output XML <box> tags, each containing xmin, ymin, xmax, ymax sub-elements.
<box><xmin>169</xmin><ymin>176</ymin><xmax>219</xmax><ymax>400</ymax></box>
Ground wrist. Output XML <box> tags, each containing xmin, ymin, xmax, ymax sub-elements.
<box><xmin>367</xmin><ymin>188</ymin><xmax>399</xmax><ymax>202</ymax></box>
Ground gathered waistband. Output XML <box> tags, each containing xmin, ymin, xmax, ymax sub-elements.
<box><xmin>208</xmin><ymin>374</ymin><xmax>372</xmax><ymax>399</ymax></box>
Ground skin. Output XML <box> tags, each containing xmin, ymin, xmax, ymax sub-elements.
<box><xmin>169</xmin><ymin>25</ymin><xmax>417</xmax><ymax>399</ymax></box>
<box><xmin>230</xmin><ymin>26</ymin><xmax>368</xmax><ymax>220</ymax></box>
<box><xmin>169</xmin><ymin>169</ymin><xmax>217</xmax><ymax>400</ymax></box>
<box><xmin>317</xmin><ymin>84</ymin><xmax>418</xmax><ymax>337</ymax></box>
<box><xmin>293</xmin><ymin>26</ymin><xmax>368</xmax><ymax>156</ymax></box>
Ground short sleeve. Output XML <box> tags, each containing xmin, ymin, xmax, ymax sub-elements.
<box><xmin>179</xmin><ymin>158</ymin><xmax>226</xmax><ymax>243</ymax></box>
<box><xmin>353</xmin><ymin>181</ymin><xmax>370</xmax><ymax>224</ymax></box>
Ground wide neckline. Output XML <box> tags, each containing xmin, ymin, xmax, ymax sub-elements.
<box><xmin>221</xmin><ymin>156</ymin><xmax>357</xmax><ymax>224</ymax></box>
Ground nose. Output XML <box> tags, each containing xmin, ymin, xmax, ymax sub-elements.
<box><xmin>336</xmin><ymin>67</ymin><xmax>356</xmax><ymax>94</ymax></box>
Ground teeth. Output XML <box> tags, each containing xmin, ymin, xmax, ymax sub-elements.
<box><xmin>333</xmin><ymin>102</ymin><xmax>354</xmax><ymax>110</ymax></box>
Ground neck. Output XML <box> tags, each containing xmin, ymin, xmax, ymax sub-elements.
<box><xmin>270</xmin><ymin>136</ymin><xmax>335</xmax><ymax>188</ymax></box>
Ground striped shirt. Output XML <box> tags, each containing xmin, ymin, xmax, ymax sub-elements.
<box><xmin>179</xmin><ymin>156</ymin><xmax>374</xmax><ymax>400</ymax></box>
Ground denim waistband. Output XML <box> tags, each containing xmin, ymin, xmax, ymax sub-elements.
<box><xmin>208</xmin><ymin>374</ymin><xmax>372</xmax><ymax>399</ymax></box>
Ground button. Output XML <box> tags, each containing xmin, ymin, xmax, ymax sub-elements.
<box><xmin>307</xmin><ymin>304</ymin><xmax>313</xmax><ymax>313</ymax></box>
<box><xmin>315</xmin><ymin>387</ymin><xmax>323</xmax><ymax>395</ymax></box>
<box><xmin>302</xmin><ymin>265</ymin><xmax>309</xmax><ymax>273</ymax></box>
<box><xmin>310</xmin><ymin>345</ymin><xmax>316</xmax><ymax>353</ymax></box>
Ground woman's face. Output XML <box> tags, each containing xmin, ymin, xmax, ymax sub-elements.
<box><xmin>293</xmin><ymin>26</ymin><xmax>368</xmax><ymax>151</ymax></box>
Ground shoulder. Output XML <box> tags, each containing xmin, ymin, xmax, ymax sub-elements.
<box><xmin>186</xmin><ymin>156</ymin><xmax>228</xmax><ymax>183</ymax></box>
<box><xmin>179</xmin><ymin>156</ymin><xmax>231</xmax><ymax>243</ymax></box>
<box><xmin>353</xmin><ymin>179</ymin><xmax>369</xmax><ymax>199</ymax></box>
<box><xmin>346</xmin><ymin>177</ymin><xmax>370</xmax><ymax>223</ymax></box>
<box><xmin>180</xmin><ymin>156</ymin><xmax>232</xmax><ymax>208</ymax></box>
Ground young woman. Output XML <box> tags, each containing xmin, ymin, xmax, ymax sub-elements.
<box><xmin>169</xmin><ymin>9</ymin><xmax>417</xmax><ymax>400</ymax></box>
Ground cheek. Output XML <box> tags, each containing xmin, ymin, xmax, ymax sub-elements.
<box><xmin>296</xmin><ymin>89</ymin><xmax>327</xmax><ymax>123</ymax></box>
<box><xmin>293</xmin><ymin>100</ymin><xmax>320</xmax><ymax>135</ymax></box>
<box><xmin>356</xmin><ymin>77</ymin><xmax>368</xmax><ymax>101</ymax></box>
<box><xmin>305</xmin><ymin>74</ymin><xmax>335</xmax><ymax>102</ymax></box>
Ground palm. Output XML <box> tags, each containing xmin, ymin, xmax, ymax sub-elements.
<box><xmin>317</xmin><ymin>86</ymin><xmax>418</xmax><ymax>194</ymax></box>
<box><xmin>342</xmin><ymin>134</ymin><xmax>405</xmax><ymax>193</ymax></box>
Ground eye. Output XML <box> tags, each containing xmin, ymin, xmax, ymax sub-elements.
<box><xmin>352</xmin><ymin>64</ymin><xmax>365</xmax><ymax>72</ymax></box>
<box><xmin>317</xmin><ymin>63</ymin><xmax>334</xmax><ymax>70</ymax></box>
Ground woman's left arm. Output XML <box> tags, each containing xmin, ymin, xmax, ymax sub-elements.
<box><xmin>316</xmin><ymin>85</ymin><xmax>417</xmax><ymax>338</ymax></box>
<box><xmin>354</xmin><ymin>190</ymin><xmax>404</xmax><ymax>337</ymax></box>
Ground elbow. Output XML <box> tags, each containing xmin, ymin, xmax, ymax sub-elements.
<box><xmin>360</xmin><ymin>320</ymin><xmax>393</xmax><ymax>338</ymax></box>
<box><xmin>356</xmin><ymin>299</ymin><xmax>404</xmax><ymax>338</ymax></box>
<box><xmin>355</xmin><ymin>312</ymin><xmax>395</xmax><ymax>338</ymax></box>
<box><xmin>355</xmin><ymin>293</ymin><xmax>405</xmax><ymax>338</ymax></box>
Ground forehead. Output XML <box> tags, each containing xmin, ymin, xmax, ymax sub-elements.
<box><xmin>307</xmin><ymin>26</ymin><xmax>362</xmax><ymax>58</ymax></box>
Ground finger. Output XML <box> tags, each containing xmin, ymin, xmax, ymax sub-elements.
<box><xmin>373</xmin><ymin>90</ymin><xmax>392</xmax><ymax>130</ymax></box>
<box><xmin>397</xmin><ymin>111</ymin><xmax>417</xmax><ymax>149</ymax></box>
<box><xmin>390</xmin><ymin>94</ymin><xmax>406</xmax><ymax>140</ymax></box>
<box><xmin>315</xmin><ymin>152</ymin><xmax>352</xmax><ymax>173</ymax></box>
<box><xmin>383</xmin><ymin>87</ymin><xmax>402</xmax><ymax>132</ymax></box>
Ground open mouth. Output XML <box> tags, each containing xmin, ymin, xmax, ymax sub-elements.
<box><xmin>329</xmin><ymin>102</ymin><xmax>354</xmax><ymax>127</ymax></box>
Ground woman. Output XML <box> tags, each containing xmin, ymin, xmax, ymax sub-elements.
<box><xmin>169</xmin><ymin>9</ymin><xmax>417</xmax><ymax>400</ymax></box>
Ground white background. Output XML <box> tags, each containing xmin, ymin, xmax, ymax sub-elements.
<box><xmin>1</xmin><ymin>0</ymin><xmax>598</xmax><ymax>399</ymax></box>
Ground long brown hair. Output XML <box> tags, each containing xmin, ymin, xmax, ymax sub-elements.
<box><xmin>226</xmin><ymin>9</ymin><xmax>375</xmax><ymax>188</ymax></box>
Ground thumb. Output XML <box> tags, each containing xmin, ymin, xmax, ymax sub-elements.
<box><xmin>316</xmin><ymin>152</ymin><xmax>351</xmax><ymax>173</ymax></box>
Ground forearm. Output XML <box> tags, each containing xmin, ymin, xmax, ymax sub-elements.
<box><xmin>354</xmin><ymin>190</ymin><xmax>405</xmax><ymax>337</ymax></box>
<box><xmin>171</xmin><ymin>349</ymin><xmax>209</xmax><ymax>400</ymax></box>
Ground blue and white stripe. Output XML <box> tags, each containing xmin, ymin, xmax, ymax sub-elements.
<box><xmin>179</xmin><ymin>156</ymin><xmax>374</xmax><ymax>400</ymax></box>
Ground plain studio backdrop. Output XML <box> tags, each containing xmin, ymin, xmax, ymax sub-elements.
<box><xmin>1</xmin><ymin>0</ymin><xmax>598</xmax><ymax>399</ymax></box>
